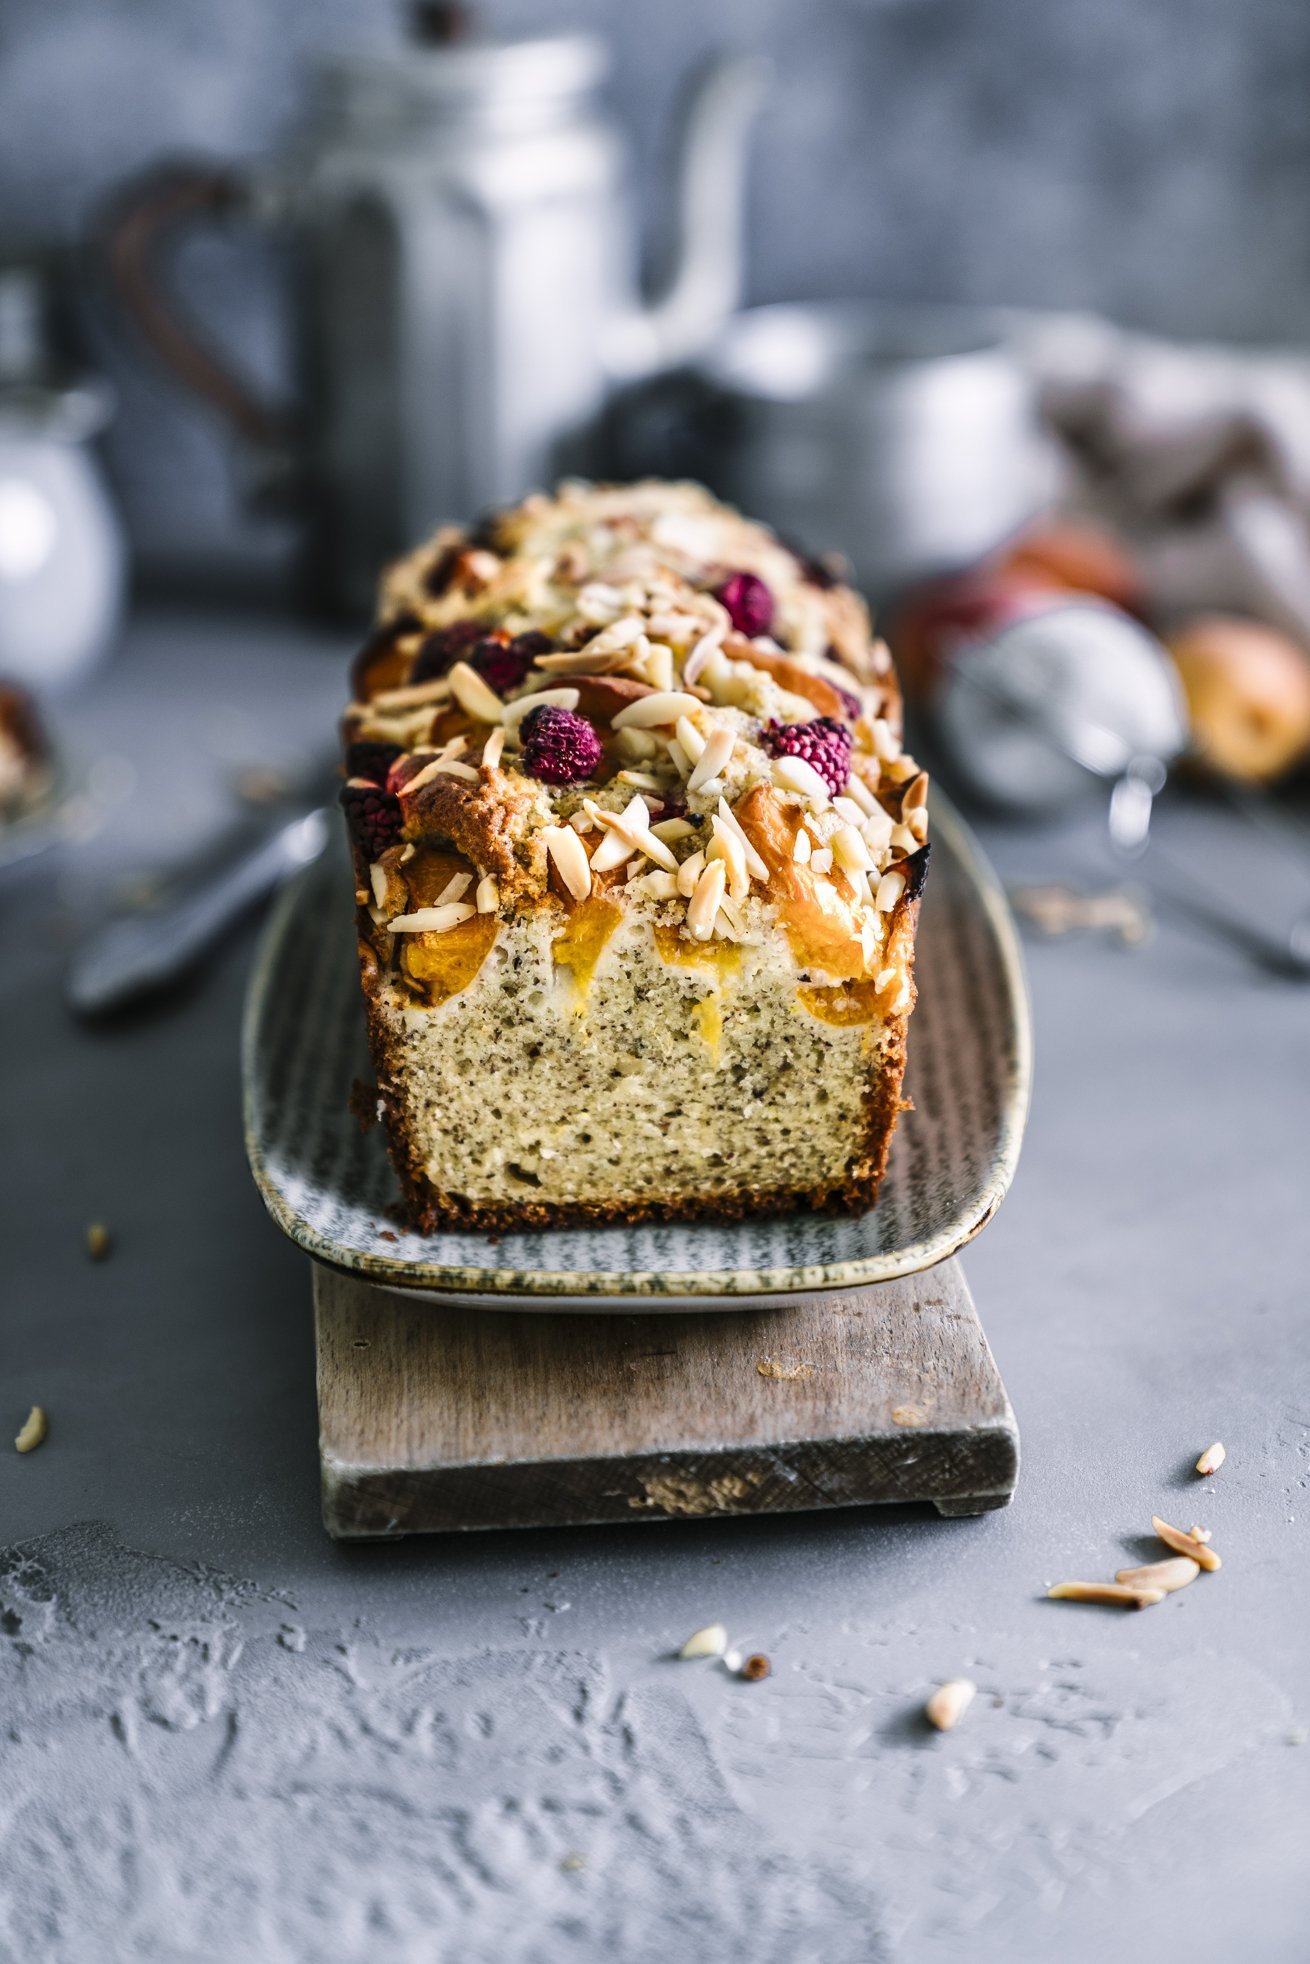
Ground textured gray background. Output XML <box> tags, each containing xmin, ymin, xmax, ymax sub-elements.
<box><xmin>2</xmin><ymin>0</ymin><xmax>1309</xmax><ymax>576</ymax></box>
<box><xmin>2</xmin><ymin>609</ymin><xmax>1309</xmax><ymax>1961</ymax></box>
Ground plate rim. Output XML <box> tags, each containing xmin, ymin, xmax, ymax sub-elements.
<box><xmin>242</xmin><ymin>790</ymin><xmax>1032</xmax><ymax>1301</ymax></box>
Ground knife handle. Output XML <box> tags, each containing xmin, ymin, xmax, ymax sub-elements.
<box><xmin>66</xmin><ymin>808</ymin><xmax>330</xmax><ymax>1016</ymax></box>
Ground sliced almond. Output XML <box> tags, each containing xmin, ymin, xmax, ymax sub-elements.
<box><xmin>541</xmin><ymin>825</ymin><xmax>592</xmax><ymax>901</ymax></box>
<box><xmin>534</xmin><ymin>644</ymin><xmax>635</xmax><ymax>677</ymax></box>
<box><xmin>772</xmin><ymin>754</ymin><xmax>832</xmax><ymax>808</ymax></box>
<box><xmin>925</xmin><ymin>1679</ymin><xmax>976</xmax><ymax>1731</ymax></box>
<box><xmin>1195</xmin><ymin>1441</ymin><xmax>1226</xmax><ymax>1476</ymax></box>
<box><xmin>687</xmin><ymin>859</ymin><xmax>727</xmax><ymax>939</ymax></box>
<box><xmin>481</xmin><ymin>725</ymin><xmax>506</xmax><ymax>770</ymax></box>
<box><xmin>876</xmin><ymin>870</ymin><xmax>907</xmax><ymax>913</ymax></box>
<box><xmin>674</xmin><ymin>713</ymin><xmax>706</xmax><ymax>763</ymax></box>
<box><xmin>901</xmin><ymin>769</ymin><xmax>929</xmax><ymax>812</ymax></box>
<box><xmin>842</xmin><ymin>773</ymin><xmax>878</xmax><ymax>816</ymax></box>
<box><xmin>869</xmin><ymin>717</ymin><xmax>900</xmax><ymax>762</ymax></box>
<box><xmin>793</xmin><ymin>827</ymin><xmax>812</xmax><ymax>864</ymax></box>
<box><xmin>1189</xmin><ymin>1525</ymin><xmax>1213</xmax><ymax>1544</ymax></box>
<box><xmin>708</xmin><ymin>816</ymin><xmax>750</xmax><ymax>901</ymax></box>
<box><xmin>370</xmin><ymin>675</ymin><xmax>453</xmax><ymax>713</ymax></box>
<box><xmin>1047</xmin><ymin>1581</ymin><xmax>1166</xmax><ymax>1609</ymax></box>
<box><xmin>678</xmin><ymin>1622</ymin><xmax>727</xmax><ymax>1659</ymax></box>
<box><xmin>14</xmin><ymin>1405</ymin><xmax>46</xmax><ymax>1453</ymax></box>
<box><xmin>612</xmin><ymin>690</ymin><xmax>704</xmax><ymax>731</ymax></box>
<box><xmin>862</xmin><ymin>803</ymin><xmax>895</xmax><ymax>855</ymax></box>
<box><xmin>433</xmin><ymin>870</ymin><xmax>473</xmax><ymax>906</ymax></box>
<box><xmin>475</xmin><ymin>873</ymin><xmax>500</xmax><ymax>913</ymax></box>
<box><xmin>502</xmin><ymin>687</ymin><xmax>580</xmax><ymax>734</ymax></box>
<box><xmin>714</xmin><ymin>797</ymin><xmax>769</xmax><ymax>882</ymax></box>
<box><xmin>681</xmin><ymin>620</ymin><xmax>728</xmax><ymax>688</ymax></box>
<box><xmin>650</xmin><ymin>817</ymin><xmax>696</xmax><ymax>844</ymax></box>
<box><xmin>1152</xmin><ymin>1516</ymin><xmax>1222</xmax><ymax>1571</ymax></box>
<box><xmin>832</xmin><ymin>823</ymin><xmax>873</xmax><ymax>876</ymax></box>
<box><xmin>399</xmin><ymin>754</ymin><xmax>480</xmax><ymax>795</ymax></box>
<box><xmin>586</xmin><ymin>795</ymin><xmax>678</xmax><ymax>874</ymax></box>
<box><xmin>387</xmin><ymin>903</ymin><xmax>477</xmax><ymax>934</ymax></box>
<box><xmin>686</xmin><ymin>725</ymin><xmax>736</xmax><ymax>793</ymax></box>
<box><xmin>1115</xmin><ymin>1557</ymin><xmax>1199</xmax><ymax>1592</ymax></box>
<box><xmin>447</xmin><ymin>660</ymin><xmax>507</xmax><ymax>724</ymax></box>
<box><xmin>676</xmin><ymin>849</ymin><xmax>706</xmax><ymax>897</ymax></box>
<box><xmin>715</xmin><ymin>891</ymin><xmax>747</xmax><ymax>938</ymax></box>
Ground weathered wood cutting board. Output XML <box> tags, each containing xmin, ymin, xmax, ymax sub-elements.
<box><xmin>314</xmin><ymin>1258</ymin><xmax>1018</xmax><ymax>1537</ymax></box>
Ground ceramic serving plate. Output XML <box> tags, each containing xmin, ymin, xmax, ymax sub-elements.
<box><xmin>242</xmin><ymin>791</ymin><xmax>1031</xmax><ymax>1308</ymax></box>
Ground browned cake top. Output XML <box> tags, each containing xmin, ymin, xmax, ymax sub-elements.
<box><xmin>341</xmin><ymin>479</ymin><xmax>927</xmax><ymax>983</ymax></box>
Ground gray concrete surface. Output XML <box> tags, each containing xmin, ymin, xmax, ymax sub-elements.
<box><xmin>2</xmin><ymin>607</ymin><xmax>1309</xmax><ymax>1962</ymax></box>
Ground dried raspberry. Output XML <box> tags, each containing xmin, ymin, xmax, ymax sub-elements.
<box><xmin>716</xmin><ymin>571</ymin><xmax>774</xmax><ymax>639</ymax></box>
<box><xmin>340</xmin><ymin>778</ymin><xmax>403</xmax><ymax>860</ymax></box>
<box><xmin>518</xmin><ymin>704</ymin><xmax>603</xmax><ymax>784</ymax></box>
<box><xmin>344</xmin><ymin>739</ymin><xmax>402</xmax><ymax>785</ymax></box>
<box><xmin>410</xmin><ymin>619</ymin><xmax>484</xmax><ymax>683</ymax></box>
<box><xmin>468</xmin><ymin>629</ymin><xmax>553</xmax><ymax>698</ymax></box>
<box><xmin>760</xmin><ymin>715</ymin><xmax>853</xmax><ymax>798</ymax></box>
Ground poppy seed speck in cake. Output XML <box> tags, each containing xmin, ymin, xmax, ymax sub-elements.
<box><xmin>340</xmin><ymin>480</ymin><xmax>928</xmax><ymax>1231</ymax></box>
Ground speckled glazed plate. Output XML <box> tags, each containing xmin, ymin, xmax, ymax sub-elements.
<box><xmin>242</xmin><ymin>791</ymin><xmax>1030</xmax><ymax>1308</ymax></box>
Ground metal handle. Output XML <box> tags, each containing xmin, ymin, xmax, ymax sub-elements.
<box><xmin>66</xmin><ymin>809</ymin><xmax>329</xmax><ymax>1017</ymax></box>
<box><xmin>103</xmin><ymin>162</ymin><xmax>292</xmax><ymax>452</ymax></box>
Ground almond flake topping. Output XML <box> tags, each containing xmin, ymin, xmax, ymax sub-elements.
<box><xmin>686</xmin><ymin>725</ymin><xmax>736</xmax><ymax>793</ymax></box>
<box><xmin>541</xmin><ymin>824</ymin><xmax>593</xmax><ymax>901</ymax></box>
<box><xmin>677</xmin><ymin>849</ymin><xmax>706</xmax><ymax>897</ymax></box>
<box><xmin>715</xmin><ymin>798</ymin><xmax>769</xmax><ymax>882</ymax></box>
<box><xmin>387</xmin><ymin>903</ymin><xmax>478</xmax><ymax>934</ymax></box>
<box><xmin>447</xmin><ymin>660</ymin><xmax>506</xmax><ymax>724</ymax></box>
<box><xmin>502</xmin><ymin>687</ymin><xmax>580</xmax><ymax>735</ymax></box>
<box><xmin>707</xmin><ymin>816</ymin><xmax>750</xmax><ymax>901</ymax></box>
<box><xmin>434</xmin><ymin>871</ymin><xmax>473</xmax><ymax>906</ymax></box>
<box><xmin>687</xmin><ymin>859</ymin><xmax>727</xmax><ymax>939</ymax></box>
<box><xmin>584</xmin><ymin>796</ymin><xmax>678</xmax><ymax>873</ymax></box>
<box><xmin>611</xmin><ymin>690</ymin><xmax>704</xmax><ymax>730</ymax></box>
<box><xmin>772</xmin><ymin>754</ymin><xmax>832</xmax><ymax>808</ymax></box>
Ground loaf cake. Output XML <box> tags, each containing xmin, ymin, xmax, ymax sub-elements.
<box><xmin>340</xmin><ymin>480</ymin><xmax>928</xmax><ymax>1232</ymax></box>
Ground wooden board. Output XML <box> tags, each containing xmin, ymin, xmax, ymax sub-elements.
<box><xmin>314</xmin><ymin>1259</ymin><xmax>1018</xmax><ymax>1538</ymax></box>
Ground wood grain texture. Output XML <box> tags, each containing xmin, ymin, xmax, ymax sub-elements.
<box><xmin>314</xmin><ymin>1258</ymin><xmax>1018</xmax><ymax>1538</ymax></box>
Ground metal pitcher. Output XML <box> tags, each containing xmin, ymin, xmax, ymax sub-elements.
<box><xmin>106</xmin><ymin>30</ymin><xmax>766</xmax><ymax>613</ymax></box>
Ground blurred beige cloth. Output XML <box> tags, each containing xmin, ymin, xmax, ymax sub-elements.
<box><xmin>1018</xmin><ymin>312</ymin><xmax>1310</xmax><ymax>643</ymax></box>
